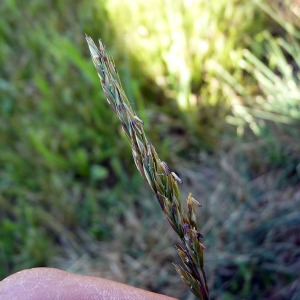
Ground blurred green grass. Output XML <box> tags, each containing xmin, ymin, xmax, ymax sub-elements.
<box><xmin>0</xmin><ymin>0</ymin><xmax>138</xmax><ymax>277</ymax></box>
<box><xmin>0</xmin><ymin>0</ymin><xmax>299</xmax><ymax>298</ymax></box>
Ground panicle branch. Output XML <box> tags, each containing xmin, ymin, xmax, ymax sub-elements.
<box><xmin>85</xmin><ymin>35</ymin><xmax>209</xmax><ymax>299</ymax></box>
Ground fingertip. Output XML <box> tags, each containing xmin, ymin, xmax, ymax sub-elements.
<box><xmin>0</xmin><ymin>268</ymin><xmax>178</xmax><ymax>300</ymax></box>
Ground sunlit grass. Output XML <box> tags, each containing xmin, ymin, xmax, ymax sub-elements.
<box><xmin>103</xmin><ymin>0</ymin><xmax>269</xmax><ymax>150</ymax></box>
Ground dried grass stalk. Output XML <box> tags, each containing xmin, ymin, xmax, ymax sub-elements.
<box><xmin>85</xmin><ymin>34</ymin><xmax>209</xmax><ymax>299</ymax></box>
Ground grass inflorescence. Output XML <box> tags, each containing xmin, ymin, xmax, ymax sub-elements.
<box><xmin>86</xmin><ymin>34</ymin><xmax>209</xmax><ymax>299</ymax></box>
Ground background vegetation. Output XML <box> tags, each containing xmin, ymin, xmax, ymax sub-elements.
<box><xmin>0</xmin><ymin>0</ymin><xmax>299</xmax><ymax>299</ymax></box>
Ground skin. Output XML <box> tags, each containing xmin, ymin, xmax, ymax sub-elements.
<box><xmin>0</xmin><ymin>268</ymin><xmax>178</xmax><ymax>300</ymax></box>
